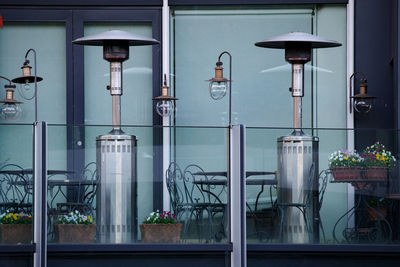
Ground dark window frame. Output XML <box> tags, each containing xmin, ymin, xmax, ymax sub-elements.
<box><xmin>0</xmin><ymin>7</ymin><xmax>164</xmax><ymax>210</ymax></box>
<box><xmin>168</xmin><ymin>0</ymin><xmax>348</xmax><ymax>6</ymax></box>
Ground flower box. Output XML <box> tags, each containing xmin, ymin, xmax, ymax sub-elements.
<box><xmin>330</xmin><ymin>167</ymin><xmax>362</xmax><ymax>181</ymax></box>
<box><xmin>365</xmin><ymin>167</ymin><xmax>388</xmax><ymax>180</ymax></box>
<box><xmin>0</xmin><ymin>224</ymin><xmax>32</xmax><ymax>244</ymax></box>
<box><xmin>140</xmin><ymin>223</ymin><xmax>182</xmax><ymax>243</ymax></box>
<box><xmin>54</xmin><ymin>224</ymin><xmax>96</xmax><ymax>243</ymax></box>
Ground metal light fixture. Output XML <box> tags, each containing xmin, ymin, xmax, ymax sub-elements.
<box><xmin>207</xmin><ymin>51</ymin><xmax>232</xmax><ymax>125</ymax></box>
<box><xmin>153</xmin><ymin>74</ymin><xmax>177</xmax><ymax>117</ymax></box>
<box><xmin>349</xmin><ymin>72</ymin><xmax>376</xmax><ymax>113</ymax></box>
<box><xmin>0</xmin><ymin>76</ymin><xmax>22</xmax><ymax>120</ymax></box>
<box><xmin>12</xmin><ymin>49</ymin><xmax>43</xmax><ymax>122</ymax></box>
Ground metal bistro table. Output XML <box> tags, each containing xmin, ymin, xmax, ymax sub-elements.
<box><xmin>0</xmin><ymin>168</ymin><xmax>97</xmax><ymax>215</ymax></box>
<box><xmin>193</xmin><ymin>171</ymin><xmax>277</xmax><ymax>210</ymax></box>
<box><xmin>193</xmin><ymin>171</ymin><xmax>277</xmax><ymax>240</ymax></box>
<box><xmin>330</xmin><ymin>173</ymin><xmax>392</xmax><ymax>244</ymax></box>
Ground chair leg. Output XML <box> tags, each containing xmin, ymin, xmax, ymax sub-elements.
<box><xmin>279</xmin><ymin>206</ymin><xmax>285</xmax><ymax>242</ymax></box>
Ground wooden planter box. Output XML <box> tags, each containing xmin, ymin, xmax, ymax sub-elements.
<box><xmin>365</xmin><ymin>167</ymin><xmax>388</xmax><ymax>180</ymax></box>
<box><xmin>331</xmin><ymin>167</ymin><xmax>362</xmax><ymax>181</ymax></box>
<box><xmin>140</xmin><ymin>223</ymin><xmax>182</xmax><ymax>243</ymax></box>
<box><xmin>0</xmin><ymin>224</ymin><xmax>32</xmax><ymax>244</ymax></box>
<box><xmin>54</xmin><ymin>224</ymin><xmax>96</xmax><ymax>243</ymax></box>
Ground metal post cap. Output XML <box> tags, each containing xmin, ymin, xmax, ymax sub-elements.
<box><xmin>72</xmin><ymin>30</ymin><xmax>159</xmax><ymax>46</ymax></box>
<box><xmin>255</xmin><ymin>31</ymin><xmax>341</xmax><ymax>49</ymax></box>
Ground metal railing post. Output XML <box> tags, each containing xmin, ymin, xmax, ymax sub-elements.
<box><xmin>33</xmin><ymin>121</ymin><xmax>47</xmax><ymax>267</ymax></box>
<box><xmin>230</xmin><ymin>125</ymin><xmax>246</xmax><ymax>267</ymax></box>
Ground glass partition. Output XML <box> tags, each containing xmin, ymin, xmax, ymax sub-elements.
<box><xmin>47</xmin><ymin>124</ymin><xmax>229</xmax><ymax>244</ymax></box>
<box><xmin>0</xmin><ymin>123</ymin><xmax>34</xmax><ymax>245</ymax></box>
<box><xmin>246</xmin><ymin>126</ymin><xmax>399</xmax><ymax>245</ymax></box>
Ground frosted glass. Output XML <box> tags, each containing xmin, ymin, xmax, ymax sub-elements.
<box><xmin>172</xmin><ymin>9</ymin><xmax>313</xmax><ymax>127</ymax></box>
<box><xmin>0</xmin><ymin>23</ymin><xmax>66</xmax><ymax>169</ymax></box>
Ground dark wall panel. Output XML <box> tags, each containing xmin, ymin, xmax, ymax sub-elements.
<box><xmin>248</xmin><ymin>252</ymin><xmax>400</xmax><ymax>267</ymax></box>
<box><xmin>47</xmin><ymin>253</ymin><xmax>228</xmax><ymax>267</ymax></box>
<box><xmin>354</xmin><ymin>0</ymin><xmax>395</xmax><ymax>151</ymax></box>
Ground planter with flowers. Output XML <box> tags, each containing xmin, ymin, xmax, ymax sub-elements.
<box><xmin>0</xmin><ymin>211</ymin><xmax>32</xmax><ymax>244</ymax></box>
<box><xmin>363</xmin><ymin>142</ymin><xmax>396</xmax><ymax>180</ymax></box>
<box><xmin>140</xmin><ymin>210</ymin><xmax>182</xmax><ymax>243</ymax></box>
<box><xmin>54</xmin><ymin>210</ymin><xmax>96</xmax><ymax>243</ymax></box>
<box><xmin>329</xmin><ymin>150</ymin><xmax>364</xmax><ymax>181</ymax></box>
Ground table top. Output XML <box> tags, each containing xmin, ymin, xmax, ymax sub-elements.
<box><xmin>193</xmin><ymin>177</ymin><xmax>277</xmax><ymax>186</ymax></box>
<box><xmin>330</xmin><ymin>179</ymin><xmax>388</xmax><ymax>184</ymax></box>
<box><xmin>0</xmin><ymin>169</ymin><xmax>75</xmax><ymax>175</ymax></box>
<box><xmin>193</xmin><ymin>171</ymin><xmax>276</xmax><ymax>178</ymax></box>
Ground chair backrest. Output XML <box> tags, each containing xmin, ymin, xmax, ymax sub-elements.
<box><xmin>318</xmin><ymin>169</ymin><xmax>329</xmax><ymax>211</ymax></box>
<box><xmin>183</xmin><ymin>164</ymin><xmax>226</xmax><ymax>206</ymax></box>
<box><xmin>166</xmin><ymin>162</ymin><xmax>187</xmax><ymax>214</ymax></box>
<box><xmin>0</xmin><ymin>164</ymin><xmax>32</xmax><ymax>214</ymax></box>
<box><xmin>303</xmin><ymin>162</ymin><xmax>316</xmax><ymax>205</ymax></box>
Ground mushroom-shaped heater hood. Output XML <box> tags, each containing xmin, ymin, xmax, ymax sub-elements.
<box><xmin>73</xmin><ymin>30</ymin><xmax>159</xmax><ymax>46</ymax></box>
<box><xmin>255</xmin><ymin>31</ymin><xmax>341</xmax><ymax>49</ymax></box>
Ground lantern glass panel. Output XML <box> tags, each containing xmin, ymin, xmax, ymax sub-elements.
<box><xmin>0</xmin><ymin>103</ymin><xmax>22</xmax><ymax>120</ymax></box>
<box><xmin>156</xmin><ymin>100</ymin><xmax>174</xmax><ymax>117</ymax></box>
<box><xmin>209</xmin><ymin>81</ymin><xmax>228</xmax><ymax>100</ymax></box>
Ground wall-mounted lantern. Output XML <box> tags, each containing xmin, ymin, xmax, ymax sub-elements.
<box><xmin>12</xmin><ymin>49</ymin><xmax>43</xmax><ymax>122</ymax></box>
<box><xmin>0</xmin><ymin>75</ymin><xmax>22</xmax><ymax>120</ymax></box>
<box><xmin>153</xmin><ymin>74</ymin><xmax>177</xmax><ymax>117</ymax></box>
<box><xmin>349</xmin><ymin>72</ymin><xmax>376</xmax><ymax>113</ymax></box>
<box><xmin>207</xmin><ymin>51</ymin><xmax>232</xmax><ymax>125</ymax></box>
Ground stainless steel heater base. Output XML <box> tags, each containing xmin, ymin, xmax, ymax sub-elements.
<box><xmin>277</xmin><ymin>132</ymin><xmax>319</xmax><ymax>243</ymax></box>
<box><xmin>96</xmin><ymin>132</ymin><xmax>137</xmax><ymax>243</ymax></box>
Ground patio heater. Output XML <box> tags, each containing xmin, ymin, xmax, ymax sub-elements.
<box><xmin>73</xmin><ymin>30</ymin><xmax>159</xmax><ymax>243</ymax></box>
<box><xmin>255</xmin><ymin>32</ymin><xmax>341</xmax><ymax>243</ymax></box>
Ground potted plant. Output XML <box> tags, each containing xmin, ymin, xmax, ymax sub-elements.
<box><xmin>54</xmin><ymin>210</ymin><xmax>96</xmax><ymax>243</ymax></box>
<box><xmin>363</xmin><ymin>142</ymin><xmax>396</xmax><ymax>180</ymax></box>
<box><xmin>329</xmin><ymin>150</ymin><xmax>364</xmax><ymax>181</ymax></box>
<box><xmin>0</xmin><ymin>211</ymin><xmax>32</xmax><ymax>244</ymax></box>
<box><xmin>140</xmin><ymin>210</ymin><xmax>182</xmax><ymax>243</ymax></box>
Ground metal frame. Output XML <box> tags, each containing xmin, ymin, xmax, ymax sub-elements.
<box><xmin>0</xmin><ymin>0</ymin><xmax>163</xmax><ymax>6</ymax></box>
<box><xmin>230</xmin><ymin>125</ymin><xmax>246</xmax><ymax>267</ymax></box>
<box><xmin>169</xmin><ymin>0</ymin><xmax>348</xmax><ymax>6</ymax></box>
<box><xmin>33</xmin><ymin>121</ymin><xmax>47</xmax><ymax>267</ymax></box>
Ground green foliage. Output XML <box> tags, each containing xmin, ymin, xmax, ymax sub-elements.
<box><xmin>329</xmin><ymin>150</ymin><xmax>364</xmax><ymax>168</ymax></box>
<box><xmin>0</xmin><ymin>212</ymin><xmax>32</xmax><ymax>224</ymax></box>
<box><xmin>362</xmin><ymin>142</ymin><xmax>396</xmax><ymax>168</ymax></box>
<box><xmin>55</xmin><ymin>210</ymin><xmax>95</xmax><ymax>225</ymax></box>
<box><xmin>142</xmin><ymin>210</ymin><xmax>178</xmax><ymax>224</ymax></box>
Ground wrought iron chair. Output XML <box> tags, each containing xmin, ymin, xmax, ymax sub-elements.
<box><xmin>277</xmin><ymin>162</ymin><xmax>316</xmax><ymax>241</ymax></box>
<box><xmin>48</xmin><ymin>162</ymin><xmax>98</xmax><ymax>218</ymax></box>
<box><xmin>166</xmin><ymin>163</ymin><xmax>227</xmax><ymax>242</ymax></box>
<box><xmin>0</xmin><ymin>163</ymin><xmax>33</xmax><ymax>214</ymax></box>
<box><xmin>317</xmin><ymin>169</ymin><xmax>329</xmax><ymax>241</ymax></box>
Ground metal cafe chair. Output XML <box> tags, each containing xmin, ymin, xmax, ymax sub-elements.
<box><xmin>277</xmin><ymin>162</ymin><xmax>316</xmax><ymax>241</ymax></box>
<box><xmin>0</xmin><ymin>163</ymin><xmax>33</xmax><ymax>214</ymax></box>
<box><xmin>166</xmin><ymin>163</ymin><xmax>227</xmax><ymax>242</ymax></box>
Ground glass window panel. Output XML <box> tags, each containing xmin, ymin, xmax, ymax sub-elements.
<box><xmin>0</xmin><ymin>23</ymin><xmax>66</xmax><ymax>170</ymax></box>
<box><xmin>171</xmin><ymin>8</ymin><xmax>313</xmax><ymax>127</ymax></box>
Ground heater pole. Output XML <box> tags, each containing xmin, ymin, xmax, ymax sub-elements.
<box><xmin>292</xmin><ymin>63</ymin><xmax>304</xmax><ymax>131</ymax></box>
<box><xmin>110</xmin><ymin>61</ymin><xmax>123</xmax><ymax>131</ymax></box>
